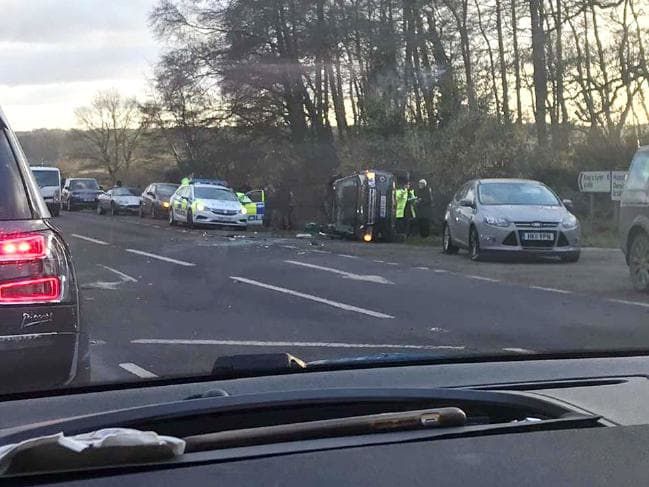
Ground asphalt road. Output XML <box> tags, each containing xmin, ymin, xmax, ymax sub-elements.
<box><xmin>53</xmin><ymin>211</ymin><xmax>649</xmax><ymax>385</ymax></box>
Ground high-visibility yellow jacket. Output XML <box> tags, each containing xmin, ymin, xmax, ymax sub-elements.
<box><xmin>395</xmin><ymin>188</ymin><xmax>408</xmax><ymax>218</ymax></box>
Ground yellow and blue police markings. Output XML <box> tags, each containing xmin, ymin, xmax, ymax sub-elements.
<box><xmin>237</xmin><ymin>192</ymin><xmax>264</xmax><ymax>225</ymax></box>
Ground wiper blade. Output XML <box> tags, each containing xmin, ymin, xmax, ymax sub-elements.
<box><xmin>184</xmin><ymin>407</ymin><xmax>467</xmax><ymax>452</ymax></box>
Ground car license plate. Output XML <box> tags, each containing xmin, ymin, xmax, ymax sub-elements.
<box><xmin>523</xmin><ymin>232</ymin><xmax>553</xmax><ymax>241</ymax></box>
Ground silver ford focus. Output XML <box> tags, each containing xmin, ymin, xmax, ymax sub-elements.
<box><xmin>443</xmin><ymin>179</ymin><xmax>581</xmax><ymax>262</ymax></box>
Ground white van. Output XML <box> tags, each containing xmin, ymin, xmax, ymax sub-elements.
<box><xmin>30</xmin><ymin>166</ymin><xmax>62</xmax><ymax>216</ymax></box>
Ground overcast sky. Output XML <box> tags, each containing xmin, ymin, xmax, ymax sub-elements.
<box><xmin>1</xmin><ymin>0</ymin><xmax>161</xmax><ymax>131</ymax></box>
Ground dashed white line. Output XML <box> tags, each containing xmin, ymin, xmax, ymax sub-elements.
<box><xmin>337</xmin><ymin>254</ymin><xmax>358</xmax><ymax>259</ymax></box>
<box><xmin>608</xmin><ymin>299</ymin><xmax>649</xmax><ymax>309</ymax></box>
<box><xmin>284</xmin><ymin>260</ymin><xmax>393</xmax><ymax>284</ymax></box>
<box><xmin>386</xmin><ymin>262</ymin><xmax>399</xmax><ymax>266</ymax></box>
<box><xmin>529</xmin><ymin>286</ymin><xmax>572</xmax><ymax>294</ymax></box>
<box><xmin>98</xmin><ymin>265</ymin><xmax>138</xmax><ymax>282</ymax></box>
<box><xmin>118</xmin><ymin>362</ymin><xmax>158</xmax><ymax>378</ymax></box>
<box><xmin>502</xmin><ymin>347</ymin><xmax>537</xmax><ymax>354</ymax></box>
<box><xmin>433</xmin><ymin>269</ymin><xmax>448</xmax><ymax>274</ymax></box>
<box><xmin>131</xmin><ymin>339</ymin><xmax>464</xmax><ymax>350</ymax></box>
<box><xmin>281</xmin><ymin>245</ymin><xmax>299</xmax><ymax>250</ymax></box>
<box><xmin>71</xmin><ymin>234</ymin><xmax>109</xmax><ymax>246</ymax></box>
<box><xmin>373</xmin><ymin>260</ymin><xmax>385</xmax><ymax>263</ymax></box>
<box><xmin>125</xmin><ymin>249</ymin><xmax>196</xmax><ymax>267</ymax></box>
<box><xmin>308</xmin><ymin>249</ymin><xmax>331</xmax><ymax>254</ymax></box>
<box><xmin>414</xmin><ymin>266</ymin><xmax>430</xmax><ymax>270</ymax></box>
<box><xmin>230</xmin><ymin>276</ymin><xmax>394</xmax><ymax>319</ymax></box>
<box><xmin>467</xmin><ymin>275</ymin><xmax>500</xmax><ymax>282</ymax></box>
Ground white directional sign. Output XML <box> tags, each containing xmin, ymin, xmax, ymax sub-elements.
<box><xmin>578</xmin><ymin>171</ymin><xmax>611</xmax><ymax>193</ymax></box>
<box><xmin>611</xmin><ymin>171</ymin><xmax>628</xmax><ymax>201</ymax></box>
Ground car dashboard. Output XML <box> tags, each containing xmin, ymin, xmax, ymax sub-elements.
<box><xmin>2</xmin><ymin>354</ymin><xmax>649</xmax><ymax>485</ymax></box>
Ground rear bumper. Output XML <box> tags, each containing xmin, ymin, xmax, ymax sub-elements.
<box><xmin>69</xmin><ymin>197</ymin><xmax>97</xmax><ymax>208</ymax></box>
<box><xmin>0</xmin><ymin>331</ymin><xmax>83</xmax><ymax>390</ymax></box>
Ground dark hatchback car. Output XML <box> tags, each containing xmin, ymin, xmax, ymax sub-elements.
<box><xmin>0</xmin><ymin>109</ymin><xmax>88</xmax><ymax>392</ymax></box>
<box><xmin>139</xmin><ymin>182</ymin><xmax>179</xmax><ymax>218</ymax></box>
<box><xmin>61</xmin><ymin>177</ymin><xmax>102</xmax><ymax>211</ymax></box>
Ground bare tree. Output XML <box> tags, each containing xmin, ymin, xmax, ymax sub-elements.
<box><xmin>74</xmin><ymin>90</ymin><xmax>146</xmax><ymax>184</ymax></box>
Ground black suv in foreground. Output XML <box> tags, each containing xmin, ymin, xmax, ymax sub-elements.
<box><xmin>0</xmin><ymin>108</ymin><xmax>88</xmax><ymax>391</ymax></box>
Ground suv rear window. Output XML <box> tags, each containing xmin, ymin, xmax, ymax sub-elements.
<box><xmin>0</xmin><ymin>131</ymin><xmax>31</xmax><ymax>220</ymax></box>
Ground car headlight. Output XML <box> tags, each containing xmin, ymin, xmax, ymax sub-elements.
<box><xmin>196</xmin><ymin>202</ymin><xmax>205</xmax><ymax>212</ymax></box>
<box><xmin>162</xmin><ymin>201</ymin><xmax>170</xmax><ymax>208</ymax></box>
<box><xmin>241</xmin><ymin>207</ymin><xmax>248</xmax><ymax>215</ymax></box>
<box><xmin>561</xmin><ymin>214</ymin><xmax>579</xmax><ymax>229</ymax></box>
<box><xmin>483</xmin><ymin>215</ymin><xmax>510</xmax><ymax>227</ymax></box>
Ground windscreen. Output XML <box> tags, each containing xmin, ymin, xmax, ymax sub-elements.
<box><xmin>70</xmin><ymin>179</ymin><xmax>99</xmax><ymax>190</ymax></box>
<box><xmin>32</xmin><ymin>169</ymin><xmax>59</xmax><ymax>188</ymax></box>
<box><xmin>195</xmin><ymin>187</ymin><xmax>238</xmax><ymax>201</ymax></box>
<box><xmin>478</xmin><ymin>183</ymin><xmax>560</xmax><ymax>206</ymax></box>
<box><xmin>2</xmin><ymin>0</ymin><xmax>649</xmax><ymax>397</ymax></box>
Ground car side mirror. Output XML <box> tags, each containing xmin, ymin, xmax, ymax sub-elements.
<box><xmin>459</xmin><ymin>199</ymin><xmax>475</xmax><ymax>209</ymax></box>
<box><xmin>562</xmin><ymin>199</ymin><xmax>573</xmax><ymax>210</ymax></box>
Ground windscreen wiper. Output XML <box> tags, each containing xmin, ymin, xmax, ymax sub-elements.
<box><xmin>184</xmin><ymin>407</ymin><xmax>467</xmax><ymax>452</ymax></box>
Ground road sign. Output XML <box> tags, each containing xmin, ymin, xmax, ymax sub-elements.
<box><xmin>578</xmin><ymin>171</ymin><xmax>611</xmax><ymax>192</ymax></box>
<box><xmin>611</xmin><ymin>171</ymin><xmax>628</xmax><ymax>201</ymax></box>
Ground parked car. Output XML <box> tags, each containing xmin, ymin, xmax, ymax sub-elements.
<box><xmin>620</xmin><ymin>145</ymin><xmax>649</xmax><ymax>292</ymax></box>
<box><xmin>169</xmin><ymin>181</ymin><xmax>248</xmax><ymax>229</ymax></box>
<box><xmin>62</xmin><ymin>178</ymin><xmax>102</xmax><ymax>211</ymax></box>
<box><xmin>30</xmin><ymin>166</ymin><xmax>62</xmax><ymax>216</ymax></box>
<box><xmin>0</xmin><ymin>107</ymin><xmax>88</xmax><ymax>391</ymax></box>
<box><xmin>139</xmin><ymin>183</ymin><xmax>179</xmax><ymax>218</ymax></box>
<box><xmin>443</xmin><ymin>178</ymin><xmax>581</xmax><ymax>262</ymax></box>
<box><xmin>97</xmin><ymin>187</ymin><xmax>141</xmax><ymax>216</ymax></box>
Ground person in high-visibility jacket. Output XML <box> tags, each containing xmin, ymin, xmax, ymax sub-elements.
<box><xmin>395</xmin><ymin>185</ymin><xmax>409</xmax><ymax>235</ymax></box>
<box><xmin>405</xmin><ymin>186</ymin><xmax>417</xmax><ymax>236</ymax></box>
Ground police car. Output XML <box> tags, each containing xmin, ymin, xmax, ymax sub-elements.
<box><xmin>169</xmin><ymin>181</ymin><xmax>248</xmax><ymax>229</ymax></box>
<box><xmin>237</xmin><ymin>190</ymin><xmax>265</xmax><ymax>226</ymax></box>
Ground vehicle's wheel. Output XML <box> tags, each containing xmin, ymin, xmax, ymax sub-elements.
<box><xmin>96</xmin><ymin>203</ymin><xmax>104</xmax><ymax>215</ymax></box>
<box><xmin>169</xmin><ymin>208</ymin><xmax>177</xmax><ymax>226</ymax></box>
<box><xmin>561</xmin><ymin>251</ymin><xmax>580</xmax><ymax>263</ymax></box>
<box><xmin>187</xmin><ymin>209</ymin><xmax>194</xmax><ymax>228</ymax></box>
<box><xmin>110</xmin><ymin>203</ymin><xmax>117</xmax><ymax>216</ymax></box>
<box><xmin>469</xmin><ymin>226</ymin><xmax>482</xmax><ymax>261</ymax></box>
<box><xmin>629</xmin><ymin>232</ymin><xmax>649</xmax><ymax>292</ymax></box>
<box><xmin>442</xmin><ymin>224</ymin><xmax>459</xmax><ymax>255</ymax></box>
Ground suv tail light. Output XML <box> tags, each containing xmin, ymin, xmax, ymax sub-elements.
<box><xmin>0</xmin><ymin>230</ymin><xmax>72</xmax><ymax>305</ymax></box>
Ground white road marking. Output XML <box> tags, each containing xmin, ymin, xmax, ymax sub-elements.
<box><xmin>429</xmin><ymin>327</ymin><xmax>448</xmax><ymax>333</ymax></box>
<box><xmin>71</xmin><ymin>234</ymin><xmax>109</xmax><ymax>246</ymax></box>
<box><xmin>284</xmin><ymin>260</ymin><xmax>394</xmax><ymax>285</ymax></box>
<box><xmin>337</xmin><ymin>254</ymin><xmax>358</xmax><ymax>259</ymax></box>
<box><xmin>230</xmin><ymin>276</ymin><xmax>394</xmax><ymax>319</ymax></box>
<box><xmin>131</xmin><ymin>339</ymin><xmax>464</xmax><ymax>350</ymax></box>
<box><xmin>282</xmin><ymin>245</ymin><xmax>299</xmax><ymax>250</ymax></box>
<box><xmin>467</xmin><ymin>275</ymin><xmax>500</xmax><ymax>282</ymax></box>
<box><xmin>309</xmin><ymin>249</ymin><xmax>331</xmax><ymax>254</ymax></box>
<box><xmin>433</xmin><ymin>269</ymin><xmax>448</xmax><ymax>273</ymax></box>
<box><xmin>118</xmin><ymin>362</ymin><xmax>158</xmax><ymax>378</ymax></box>
<box><xmin>373</xmin><ymin>260</ymin><xmax>385</xmax><ymax>263</ymax></box>
<box><xmin>608</xmin><ymin>299</ymin><xmax>649</xmax><ymax>309</ymax></box>
<box><xmin>529</xmin><ymin>286</ymin><xmax>572</xmax><ymax>294</ymax></box>
<box><xmin>98</xmin><ymin>265</ymin><xmax>138</xmax><ymax>282</ymax></box>
<box><xmin>502</xmin><ymin>347</ymin><xmax>537</xmax><ymax>354</ymax></box>
<box><xmin>386</xmin><ymin>262</ymin><xmax>399</xmax><ymax>266</ymax></box>
<box><xmin>414</xmin><ymin>266</ymin><xmax>430</xmax><ymax>270</ymax></box>
<box><xmin>126</xmin><ymin>249</ymin><xmax>196</xmax><ymax>267</ymax></box>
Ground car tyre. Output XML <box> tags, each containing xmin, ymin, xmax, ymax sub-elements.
<box><xmin>629</xmin><ymin>232</ymin><xmax>649</xmax><ymax>293</ymax></box>
<box><xmin>469</xmin><ymin>226</ymin><xmax>482</xmax><ymax>261</ymax></box>
<box><xmin>442</xmin><ymin>224</ymin><xmax>459</xmax><ymax>255</ymax></box>
<box><xmin>169</xmin><ymin>208</ymin><xmax>177</xmax><ymax>226</ymax></box>
<box><xmin>561</xmin><ymin>251</ymin><xmax>580</xmax><ymax>263</ymax></box>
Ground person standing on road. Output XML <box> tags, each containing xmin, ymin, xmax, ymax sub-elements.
<box><xmin>404</xmin><ymin>183</ymin><xmax>417</xmax><ymax>236</ymax></box>
<box><xmin>395</xmin><ymin>183</ymin><xmax>408</xmax><ymax>235</ymax></box>
<box><xmin>415</xmin><ymin>179</ymin><xmax>433</xmax><ymax>238</ymax></box>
